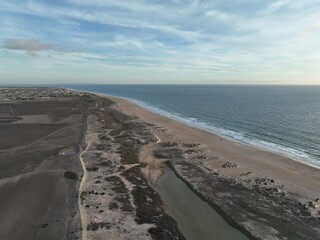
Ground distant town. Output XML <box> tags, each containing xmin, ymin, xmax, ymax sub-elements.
<box><xmin>0</xmin><ymin>87</ymin><xmax>88</xmax><ymax>101</ymax></box>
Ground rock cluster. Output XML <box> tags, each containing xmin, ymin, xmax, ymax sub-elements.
<box><xmin>159</xmin><ymin>141</ymin><xmax>178</xmax><ymax>148</ymax></box>
<box><xmin>182</xmin><ymin>143</ymin><xmax>201</xmax><ymax>148</ymax></box>
<box><xmin>222</xmin><ymin>162</ymin><xmax>238</xmax><ymax>168</ymax></box>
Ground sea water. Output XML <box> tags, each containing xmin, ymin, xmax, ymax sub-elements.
<box><xmin>62</xmin><ymin>84</ymin><xmax>320</xmax><ymax>167</ymax></box>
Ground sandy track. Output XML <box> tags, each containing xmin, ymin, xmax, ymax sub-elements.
<box><xmin>78</xmin><ymin>134</ymin><xmax>91</xmax><ymax>240</ymax></box>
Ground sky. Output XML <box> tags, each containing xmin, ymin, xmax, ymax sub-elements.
<box><xmin>0</xmin><ymin>0</ymin><xmax>320</xmax><ymax>85</ymax></box>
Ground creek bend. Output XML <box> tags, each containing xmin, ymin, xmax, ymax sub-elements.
<box><xmin>151</xmin><ymin>168</ymin><xmax>250</xmax><ymax>240</ymax></box>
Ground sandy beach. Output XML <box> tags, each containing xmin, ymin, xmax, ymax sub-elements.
<box><xmin>110</xmin><ymin>95</ymin><xmax>320</xmax><ymax>200</ymax></box>
<box><xmin>106</xmin><ymin>95</ymin><xmax>320</xmax><ymax>239</ymax></box>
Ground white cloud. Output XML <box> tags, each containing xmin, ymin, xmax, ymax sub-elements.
<box><xmin>3</xmin><ymin>39</ymin><xmax>55</xmax><ymax>52</ymax></box>
<box><xmin>0</xmin><ymin>0</ymin><xmax>320</xmax><ymax>83</ymax></box>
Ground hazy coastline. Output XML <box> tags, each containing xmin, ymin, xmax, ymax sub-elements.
<box><xmin>110</xmin><ymin>94</ymin><xmax>320</xmax><ymax>169</ymax></box>
<box><xmin>63</xmin><ymin>85</ymin><xmax>320</xmax><ymax>169</ymax></box>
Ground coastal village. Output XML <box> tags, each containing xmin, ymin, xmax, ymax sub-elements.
<box><xmin>0</xmin><ymin>88</ymin><xmax>88</xmax><ymax>101</ymax></box>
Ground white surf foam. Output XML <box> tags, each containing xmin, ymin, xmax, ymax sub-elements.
<box><xmin>65</xmin><ymin>88</ymin><xmax>320</xmax><ymax>169</ymax></box>
<box><xmin>125</xmin><ymin>97</ymin><xmax>320</xmax><ymax>168</ymax></box>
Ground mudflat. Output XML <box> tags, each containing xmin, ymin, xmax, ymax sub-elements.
<box><xmin>0</xmin><ymin>89</ymin><xmax>92</xmax><ymax>240</ymax></box>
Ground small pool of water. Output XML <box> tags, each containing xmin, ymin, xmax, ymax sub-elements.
<box><xmin>60</xmin><ymin>148</ymin><xmax>77</xmax><ymax>156</ymax></box>
<box><xmin>152</xmin><ymin>168</ymin><xmax>249</xmax><ymax>240</ymax></box>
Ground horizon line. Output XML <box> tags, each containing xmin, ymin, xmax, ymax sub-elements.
<box><xmin>1</xmin><ymin>83</ymin><xmax>320</xmax><ymax>87</ymax></box>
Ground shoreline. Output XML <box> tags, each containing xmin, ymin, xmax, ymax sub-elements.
<box><xmin>96</xmin><ymin>92</ymin><xmax>320</xmax><ymax>170</ymax></box>
<box><xmin>84</xmin><ymin>91</ymin><xmax>319</xmax><ymax>170</ymax></box>
<box><xmin>109</xmin><ymin>94</ymin><xmax>320</xmax><ymax>197</ymax></box>
<box><xmin>106</xmin><ymin>94</ymin><xmax>320</xmax><ymax>239</ymax></box>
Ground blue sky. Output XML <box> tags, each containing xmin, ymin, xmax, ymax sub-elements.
<box><xmin>0</xmin><ymin>0</ymin><xmax>320</xmax><ymax>84</ymax></box>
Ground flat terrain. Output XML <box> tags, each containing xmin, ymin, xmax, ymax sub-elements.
<box><xmin>0</xmin><ymin>106</ymin><xmax>21</xmax><ymax>123</ymax></box>
<box><xmin>0</xmin><ymin>96</ymin><xmax>91</xmax><ymax>240</ymax></box>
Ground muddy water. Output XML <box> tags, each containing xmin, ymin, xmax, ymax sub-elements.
<box><xmin>152</xmin><ymin>168</ymin><xmax>249</xmax><ymax>240</ymax></box>
<box><xmin>60</xmin><ymin>148</ymin><xmax>77</xmax><ymax>156</ymax></box>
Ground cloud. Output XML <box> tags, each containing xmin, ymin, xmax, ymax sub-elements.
<box><xmin>2</xmin><ymin>39</ymin><xmax>57</xmax><ymax>54</ymax></box>
<box><xmin>0</xmin><ymin>0</ymin><xmax>320</xmax><ymax>84</ymax></box>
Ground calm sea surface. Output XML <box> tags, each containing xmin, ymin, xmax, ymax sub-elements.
<box><xmin>62</xmin><ymin>85</ymin><xmax>320</xmax><ymax>167</ymax></box>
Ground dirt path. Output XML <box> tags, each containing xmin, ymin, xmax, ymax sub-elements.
<box><xmin>78</xmin><ymin>134</ymin><xmax>91</xmax><ymax>240</ymax></box>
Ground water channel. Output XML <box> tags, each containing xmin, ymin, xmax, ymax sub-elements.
<box><xmin>152</xmin><ymin>168</ymin><xmax>250</xmax><ymax>240</ymax></box>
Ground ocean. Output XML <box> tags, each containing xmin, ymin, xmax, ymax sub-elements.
<box><xmin>62</xmin><ymin>84</ymin><xmax>320</xmax><ymax>167</ymax></box>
